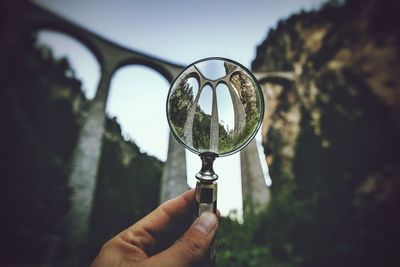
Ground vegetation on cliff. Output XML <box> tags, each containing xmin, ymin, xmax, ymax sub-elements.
<box><xmin>250</xmin><ymin>0</ymin><xmax>399</xmax><ymax>266</ymax></box>
<box><xmin>0</xmin><ymin>33</ymin><xmax>163</xmax><ymax>265</ymax></box>
<box><xmin>216</xmin><ymin>0</ymin><xmax>400</xmax><ymax>266</ymax></box>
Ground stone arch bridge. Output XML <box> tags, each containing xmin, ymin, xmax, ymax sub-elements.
<box><xmin>8</xmin><ymin>2</ymin><xmax>294</xmax><ymax>254</ymax></box>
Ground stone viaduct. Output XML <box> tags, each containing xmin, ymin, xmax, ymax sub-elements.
<box><xmin>11</xmin><ymin>1</ymin><xmax>294</xmax><ymax>258</ymax></box>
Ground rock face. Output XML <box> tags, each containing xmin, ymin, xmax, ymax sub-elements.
<box><xmin>252</xmin><ymin>0</ymin><xmax>400</xmax><ymax>266</ymax></box>
<box><xmin>1</xmin><ymin>33</ymin><xmax>163</xmax><ymax>266</ymax></box>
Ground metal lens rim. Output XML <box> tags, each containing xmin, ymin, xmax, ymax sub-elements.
<box><xmin>166</xmin><ymin>56</ymin><xmax>265</xmax><ymax>157</ymax></box>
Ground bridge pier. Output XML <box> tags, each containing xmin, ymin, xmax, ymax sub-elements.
<box><xmin>63</xmin><ymin>66</ymin><xmax>113</xmax><ymax>262</ymax></box>
<box><xmin>241</xmin><ymin>139</ymin><xmax>270</xmax><ymax>217</ymax></box>
<box><xmin>160</xmin><ymin>134</ymin><xmax>189</xmax><ymax>202</ymax></box>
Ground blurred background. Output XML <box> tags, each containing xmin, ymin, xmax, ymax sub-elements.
<box><xmin>1</xmin><ymin>0</ymin><xmax>399</xmax><ymax>266</ymax></box>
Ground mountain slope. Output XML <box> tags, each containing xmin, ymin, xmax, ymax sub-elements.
<box><xmin>252</xmin><ymin>0</ymin><xmax>400</xmax><ymax>266</ymax></box>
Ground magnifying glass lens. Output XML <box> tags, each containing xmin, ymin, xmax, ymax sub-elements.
<box><xmin>167</xmin><ymin>58</ymin><xmax>264</xmax><ymax>157</ymax></box>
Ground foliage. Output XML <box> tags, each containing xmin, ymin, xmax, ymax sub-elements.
<box><xmin>251</xmin><ymin>0</ymin><xmax>400</xmax><ymax>267</ymax></box>
<box><xmin>1</xmin><ymin>33</ymin><xmax>163</xmax><ymax>265</ymax></box>
<box><xmin>1</xmin><ymin>33</ymin><xmax>80</xmax><ymax>265</ymax></box>
<box><xmin>169</xmin><ymin>78</ymin><xmax>230</xmax><ymax>151</ymax></box>
<box><xmin>220</xmin><ymin>115</ymin><xmax>260</xmax><ymax>150</ymax></box>
<box><xmin>192</xmin><ymin>106</ymin><xmax>211</xmax><ymax>149</ymax></box>
<box><xmin>168</xmin><ymin>77</ymin><xmax>194</xmax><ymax>129</ymax></box>
<box><xmin>169</xmin><ymin>74</ymin><xmax>262</xmax><ymax>153</ymax></box>
<box><xmin>89</xmin><ymin>117</ymin><xmax>163</xmax><ymax>257</ymax></box>
<box><xmin>217</xmin><ymin>210</ymin><xmax>302</xmax><ymax>267</ymax></box>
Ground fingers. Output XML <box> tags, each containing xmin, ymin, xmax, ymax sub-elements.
<box><xmin>134</xmin><ymin>189</ymin><xmax>194</xmax><ymax>234</ymax></box>
<box><xmin>142</xmin><ymin>212</ymin><xmax>218</xmax><ymax>267</ymax></box>
<box><xmin>118</xmin><ymin>189</ymin><xmax>195</xmax><ymax>254</ymax></box>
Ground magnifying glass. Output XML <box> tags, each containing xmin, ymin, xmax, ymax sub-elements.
<box><xmin>166</xmin><ymin>57</ymin><xmax>264</xmax><ymax>266</ymax></box>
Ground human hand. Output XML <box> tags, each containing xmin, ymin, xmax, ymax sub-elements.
<box><xmin>91</xmin><ymin>189</ymin><xmax>219</xmax><ymax>267</ymax></box>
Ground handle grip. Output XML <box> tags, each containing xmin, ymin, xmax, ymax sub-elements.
<box><xmin>194</xmin><ymin>180</ymin><xmax>217</xmax><ymax>267</ymax></box>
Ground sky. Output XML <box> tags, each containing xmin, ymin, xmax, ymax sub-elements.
<box><xmin>33</xmin><ymin>0</ymin><xmax>325</xmax><ymax>217</ymax></box>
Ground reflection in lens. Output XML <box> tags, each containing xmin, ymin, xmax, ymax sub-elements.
<box><xmin>196</xmin><ymin>59</ymin><xmax>226</xmax><ymax>80</ymax></box>
<box><xmin>187</xmin><ymin>77</ymin><xmax>199</xmax><ymax>99</ymax></box>
<box><xmin>167</xmin><ymin>58</ymin><xmax>264</xmax><ymax>156</ymax></box>
<box><xmin>193</xmin><ymin>85</ymin><xmax>212</xmax><ymax>151</ymax></box>
<box><xmin>216</xmin><ymin>83</ymin><xmax>234</xmax><ymax>134</ymax></box>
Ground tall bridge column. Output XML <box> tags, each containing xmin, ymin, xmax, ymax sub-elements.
<box><xmin>63</xmin><ymin>65</ymin><xmax>113</xmax><ymax>261</ymax></box>
<box><xmin>160</xmin><ymin>68</ymin><xmax>188</xmax><ymax>203</ymax></box>
<box><xmin>160</xmin><ymin>132</ymin><xmax>189</xmax><ymax>202</ymax></box>
<box><xmin>241</xmin><ymin>139</ymin><xmax>270</xmax><ymax>217</ymax></box>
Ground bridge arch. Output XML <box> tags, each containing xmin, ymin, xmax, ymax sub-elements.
<box><xmin>258</xmin><ymin>76</ymin><xmax>293</xmax><ymax>87</ymax></box>
<box><xmin>255</xmin><ymin>71</ymin><xmax>295</xmax><ymax>86</ymax></box>
<box><xmin>25</xmin><ymin>23</ymin><xmax>104</xmax><ymax>68</ymax></box>
<box><xmin>33</xmin><ymin>29</ymin><xmax>101</xmax><ymax>100</ymax></box>
<box><xmin>115</xmin><ymin>58</ymin><xmax>178</xmax><ymax>84</ymax></box>
<box><xmin>106</xmin><ymin>65</ymin><xmax>171</xmax><ymax>160</ymax></box>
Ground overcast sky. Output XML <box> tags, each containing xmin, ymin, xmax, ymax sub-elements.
<box><xmin>33</xmin><ymin>0</ymin><xmax>326</xmax><ymax>216</ymax></box>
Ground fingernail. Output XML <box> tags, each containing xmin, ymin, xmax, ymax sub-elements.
<box><xmin>192</xmin><ymin>212</ymin><xmax>218</xmax><ymax>235</ymax></box>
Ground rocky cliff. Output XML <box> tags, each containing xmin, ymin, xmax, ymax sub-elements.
<box><xmin>0</xmin><ymin>33</ymin><xmax>163</xmax><ymax>265</ymax></box>
<box><xmin>252</xmin><ymin>0</ymin><xmax>400</xmax><ymax>266</ymax></box>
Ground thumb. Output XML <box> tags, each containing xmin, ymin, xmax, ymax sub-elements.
<box><xmin>144</xmin><ymin>212</ymin><xmax>218</xmax><ymax>267</ymax></box>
